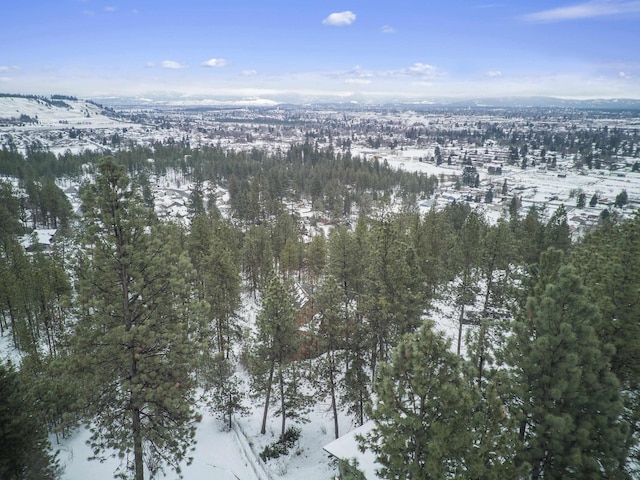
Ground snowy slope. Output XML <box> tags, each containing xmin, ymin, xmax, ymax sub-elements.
<box><xmin>0</xmin><ymin>96</ymin><xmax>123</xmax><ymax>128</ymax></box>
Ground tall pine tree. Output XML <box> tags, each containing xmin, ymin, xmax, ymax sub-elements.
<box><xmin>365</xmin><ymin>322</ymin><xmax>478</xmax><ymax>480</ymax></box>
<box><xmin>72</xmin><ymin>158</ymin><xmax>206</xmax><ymax>480</ymax></box>
<box><xmin>507</xmin><ymin>249</ymin><xmax>625</xmax><ymax>479</ymax></box>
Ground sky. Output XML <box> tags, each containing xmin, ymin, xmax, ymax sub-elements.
<box><xmin>1</xmin><ymin>0</ymin><xmax>640</xmax><ymax>102</ymax></box>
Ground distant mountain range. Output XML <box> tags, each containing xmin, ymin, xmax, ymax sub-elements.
<box><xmin>3</xmin><ymin>92</ymin><xmax>640</xmax><ymax>112</ymax></box>
<box><xmin>92</xmin><ymin>94</ymin><xmax>640</xmax><ymax>110</ymax></box>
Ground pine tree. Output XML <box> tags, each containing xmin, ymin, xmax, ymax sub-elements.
<box><xmin>364</xmin><ymin>322</ymin><xmax>477</xmax><ymax>480</ymax></box>
<box><xmin>572</xmin><ymin>212</ymin><xmax>640</xmax><ymax>474</ymax></box>
<box><xmin>249</xmin><ymin>275</ymin><xmax>301</xmax><ymax>438</ymax></box>
<box><xmin>544</xmin><ymin>204</ymin><xmax>571</xmax><ymax>251</ymax></box>
<box><xmin>202</xmin><ymin>354</ymin><xmax>248</xmax><ymax>430</ymax></box>
<box><xmin>188</xmin><ymin>215</ymin><xmax>242</xmax><ymax>358</ymax></box>
<box><xmin>0</xmin><ymin>181</ymin><xmax>23</xmax><ymax>249</ymax></box>
<box><xmin>0</xmin><ymin>360</ymin><xmax>61</xmax><ymax>480</ymax></box>
<box><xmin>71</xmin><ymin>158</ymin><xmax>206</xmax><ymax>480</ymax></box>
<box><xmin>451</xmin><ymin>209</ymin><xmax>485</xmax><ymax>355</ymax></box>
<box><xmin>507</xmin><ymin>250</ymin><xmax>625</xmax><ymax>479</ymax></box>
<box><xmin>314</xmin><ymin>275</ymin><xmax>346</xmax><ymax>439</ymax></box>
<box><xmin>363</xmin><ymin>216</ymin><xmax>424</xmax><ymax>376</ymax></box>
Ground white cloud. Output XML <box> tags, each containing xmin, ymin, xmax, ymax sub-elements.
<box><xmin>83</xmin><ymin>9</ymin><xmax>94</xmax><ymax>16</ymax></box>
<box><xmin>381</xmin><ymin>25</ymin><xmax>395</xmax><ymax>33</ymax></box>
<box><xmin>201</xmin><ymin>58</ymin><xmax>228</xmax><ymax>67</ymax></box>
<box><xmin>0</xmin><ymin>65</ymin><xmax>19</xmax><ymax>72</ymax></box>
<box><xmin>407</xmin><ymin>63</ymin><xmax>437</xmax><ymax>76</ymax></box>
<box><xmin>145</xmin><ymin>61</ymin><xmax>155</xmax><ymax>68</ymax></box>
<box><xmin>619</xmin><ymin>71</ymin><xmax>632</xmax><ymax>79</ymax></box>
<box><xmin>345</xmin><ymin>78</ymin><xmax>372</xmax><ymax>85</ymax></box>
<box><xmin>0</xmin><ymin>77</ymin><xmax>10</xmax><ymax>83</ymax></box>
<box><xmin>523</xmin><ymin>0</ymin><xmax>640</xmax><ymax>22</ymax></box>
<box><xmin>241</xmin><ymin>70</ymin><xmax>258</xmax><ymax>76</ymax></box>
<box><xmin>322</xmin><ymin>11</ymin><xmax>356</xmax><ymax>26</ymax></box>
<box><xmin>161</xmin><ymin>60</ymin><xmax>187</xmax><ymax>70</ymax></box>
<box><xmin>104</xmin><ymin>6</ymin><xmax>116</xmax><ymax>12</ymax></box>
<box><xmin>486</xmin><ymin>70</ymin><xmax>503</xmax><ymax>77</ymax></box>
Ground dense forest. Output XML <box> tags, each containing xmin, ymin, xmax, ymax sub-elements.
<box><xmin>1</xmin><ymin>140</ymin><xmax>639</xmax><ymax>480</ymax></box>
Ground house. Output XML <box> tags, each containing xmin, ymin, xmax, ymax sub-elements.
<box><xmin>323</xmin><ymin>421</ymin><xmax>380</xmax><ymax>480</ymax></box>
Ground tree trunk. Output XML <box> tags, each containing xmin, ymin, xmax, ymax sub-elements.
<box><xmin>260</xmin><ymin>360</ymin><xmax>275</xmax><ymax>435</ymax></box>
<box><xmin>132</xmin><ymin>406</ymin><xmax>144</xmax><ymax>480</ymax></box>
<box><xmin>279</xmin><ymin>366</ymin><xmax>286</xmax><ymax>440</ymax></box>
<box><xmin>457</xmin><ymin>303</ymin><xmax>465</xmax><ymax>356</ymax></box>
<box><xmin>329</xmin><ymin>352</ymin><xmax>339</xmax><ymax>439</ymax></box>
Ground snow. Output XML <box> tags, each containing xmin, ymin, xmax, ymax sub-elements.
<box><xmin>3</xmin><ymin>102</ymin><xmax>640</xmax><ymax>479</ymax></box>
<box><xmin>49</xmin><ymin>390</ymin><xmax>353</xmax><ymax>480</ymax></box>
<box><xmin>323</xmin><ymin>421</ymin><xmax>380</xmax><ymax>480</ymax></box>
<box><xmin>0</xmin><ymin>97</ymin><xmax>123</xmax><ymax>129</ymax></box>
<box><xmin>55</xmin><ymin>410</ymin><xmax>261</xmax><ymax>480</ymax></box>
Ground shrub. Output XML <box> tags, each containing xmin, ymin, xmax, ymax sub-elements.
<box><xmin>259</xmin><ymin>427</ymin><xmax>301</xmax><ymax>462</ymax></box>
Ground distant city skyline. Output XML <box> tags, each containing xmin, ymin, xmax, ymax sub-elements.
<box><xmin>1</xmin><ymin>0</ymin><xmax>639</xmax><ymax>101</ymax></box>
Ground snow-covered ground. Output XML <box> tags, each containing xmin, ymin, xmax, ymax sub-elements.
<box><xmin>2</xmin><ymin>100</ymin><xmax>640</xmax><ymax>479</ymax></box>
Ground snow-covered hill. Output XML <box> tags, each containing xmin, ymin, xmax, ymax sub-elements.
<box><xmin>0</xmin><ymin>95</ymin><xmax>122</xmax><ymax>129</ymax></box>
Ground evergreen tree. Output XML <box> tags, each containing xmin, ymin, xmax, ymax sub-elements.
<box><xmin>249</xmin><ymin>275</ymin><xmax>301</xmax><ymax>438</ymax></box>
<box><xmin>507</xmin><ymin>250</ymin><xmax>625</xmax><ymax>479</ymax></box>
<box><xmin>0</xmin><ymin>181</ymin><xmax>23</xmax><ymax>248</ymax></box>
<box><xmin>188</xmin><ymin>215</ymin><xmax>242</xmax><ymax>358</ymax></box>
<box><xmin>615</xmin><ymin>189</ymin><xmax>628</xmax><ymax>208</ymax></box>
<box><xmin>306</xmin><ymin>232</ymin><xmax>327</xmax><ymax>282</ymax></box>
<box><xmin>572</xmin><ymin>212</ymin><xmax>640</xmax><ymax>474</ymax></box>
<box><xmin>364</xmin><ymin>322</ymin><xmax>478</xmax><ymax>480</ymax></box>
<box><xmin>544</xmin><ymin>204</ymin><xmax>571</xmax><ymax>251</ymax></box>
<box><xmin>202</xmin><ymin>354</ymin><xmax>248</xmax><ymax>430</ymax></box>
<box><xmin>187</xmin><ymin>175</ymin><xmax>206</xmax><ymax>218</ymax></box>
<box><xmin>451</xmin><ymin>209</ymin><xmax>485</xmax><ymax>355</ymax></box>
<box><xmin>0</xmin><ymin>360</ymin><xmax>61</xmax><ymax>480</ymax></box>
<box><xmin>363</xmin><ymin>216</ymin><xmax>424</xmax><ymax>376</ymax></box>
<box><xmin>314</xmin><ymin>275</ymin><xmax>346</xmax><ymax>438</ymax></box>
<box><xmin>71</xmin><ymin>158</ymin><xmax>206</xmax><ymax>480</ymax></box>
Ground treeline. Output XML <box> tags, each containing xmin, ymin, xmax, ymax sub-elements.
<box><xmin>1</xmin><ymin>153</ymin><xmax>640</xmax><ymax>479</ymax></box>
<box><xmin>0</xmin><ymin>140</ymin><xmax>440</xmax><ymax>222</ymax></box>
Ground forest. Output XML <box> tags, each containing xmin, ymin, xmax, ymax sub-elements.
<box><xmin>1</xmin><ymin>138</ymin><xmax>640</xmax><ymax>480</ymax></box>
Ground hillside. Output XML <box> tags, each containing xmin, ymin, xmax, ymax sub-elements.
<box><xmin>0</xmin><ymin>94</ymin><xmax>122</xmax><ymax>129</ymax></box>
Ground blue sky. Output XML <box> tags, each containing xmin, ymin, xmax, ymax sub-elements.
<box><xmin>1</xmin><ymin>0</ymin><xmax>639</xmax><ymax>100</ymax></box>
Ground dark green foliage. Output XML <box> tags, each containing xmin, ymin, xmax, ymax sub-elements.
<box><xmin>615</xmin><ymin>189</ymin><xmax>628</xmax><ymax>208</ymax></box>
<box><xmin>363</xmin><ymin>217</ymin><xmax>425</xmax><ymax>374</ymax></box>
<box><xmin>544</xmin><ymin>204</ymin><xmax>571</xmax><ymax>251</ymax></box>
<box><xmin>508</xmin><ymin>250</ymin><xmax>625</xmax><ymax>479</ymax></box>
<box><xmin>314</xmin><ymin>275</ymin><xmax>346</xmax><ymax>439</ymax></box>
<box><xmin>365</xmin><ymin>322</ymin><xmax>480</xmax><ymax>480</ymax></box>
<box><xmin>249</xmin><ymin>275</ymin><xmax>302</xmax><ymax>437</ymax></box>
<box><xmin>0</xmin><ymin>361</ymin><xmax>61</xmax><ymax>480</ymax></box>
<box><xmin>0</xmin><ymin>181</ymin><xmax>23</xmax><ymax>245</ymax></box>
<box><xmin>202</xmin><ymin>354</ymin><xmax>248</xmax><ymax>430</ymax></box>
<box><xmin>572</xmin><ymin>212</ymin><xmax>640</xmax><ymax>474</ymax></box>
<box><xmin>72</xmin><ymin>158</ymin><xmax>206</xmax><ymax>480</ymax></box>
<box><xmin>188</xmin><ymin>214</ymin><xmax>242</xmax><ymax>358</ymax></box>
<box><xmin>259</xmin><ymin>426</ymin><xmax>301</xmax><ymax>462</ymax></box>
